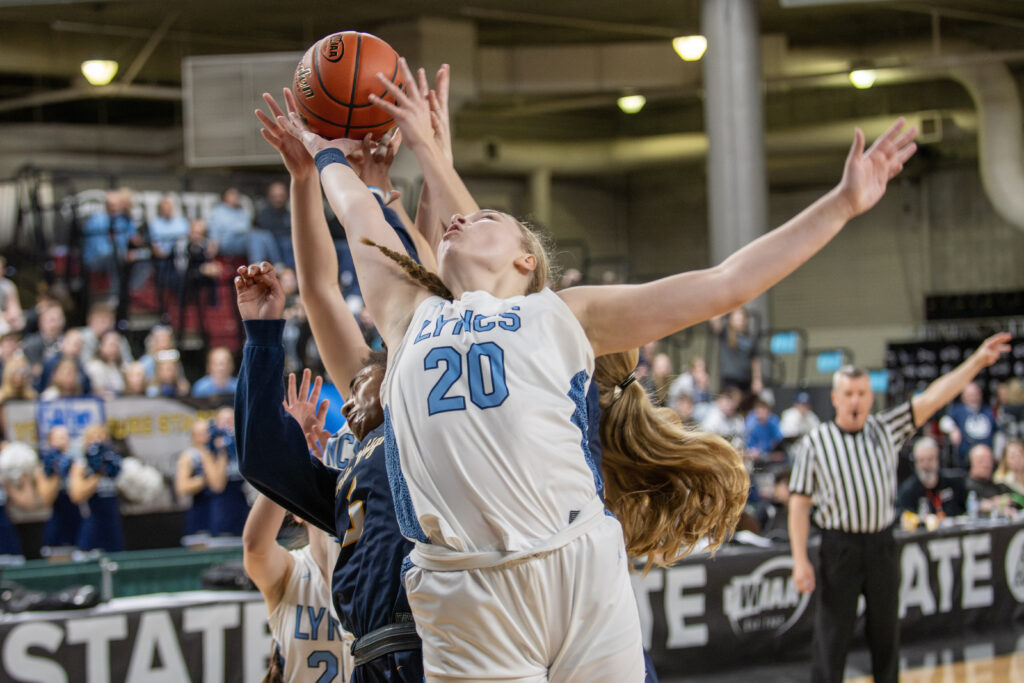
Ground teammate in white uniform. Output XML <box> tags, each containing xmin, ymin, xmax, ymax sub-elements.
<box><xmin>274</xmin><ymin>56</ymin><xmax>918</xmax><ymax>681</ymax></box>
<box><xmin>244</xmin><ymin>494</ymin><xmax>352</xmax><ymax>682</ymax></box>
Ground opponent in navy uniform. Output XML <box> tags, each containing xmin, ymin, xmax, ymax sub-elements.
<box><xmin>174</xmin><ymin>419</ymin><xmax>217</xmax><ymax>543</ymax></box>
<box><xmin>236</xmin><ymin>309</ymin><xmax>420</xmax><ymax>680</ymax></box>
<box><xmin>37</xmin><ymin>425</ymin><xmax>82</xmax><ymax>553</ymax></box>
<box><xmin>69</xmin><ymin>423</ymin><xmax>124</xmax><ymax>553</ymax></box>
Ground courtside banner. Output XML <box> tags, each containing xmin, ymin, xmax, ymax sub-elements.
<box><xmin>0</xmin><ymin>591</ymin><xmax>269</xmax><ymax>683</ymax></box>
<box><xmin>636</xmin><ymin>518</ymin><xmax>1024</xmax><ymax>674</ymax></box>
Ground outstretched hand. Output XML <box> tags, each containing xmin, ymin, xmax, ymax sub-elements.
<box><xmin>347</xmin><ymin>129</ymin><xmax>403</xmax><ymax>204</ymax></box>
<box><xmin>255</xmin><ymin>92</ymin><xmax>317</xmax><ymax>181</ymax></box>
<box><xmin>274</xmin><ymin>88</ymin><xmax>362</xmax><ymax>159</ymax></box>
<box><xmin>283</xmin><ymin>369</ymin><xmax>332</xmax><ymax>459</ymax></box>
<box><xmin>427</xmin><ymin>63</ymin><xmax>453</xmax><ymax>163</ymax></box>
<box><xmin>972</xmin><ymin>332</ymin><xmax>1012</xmax><ymax>368</ymax></box>
<box><xmin>836</xmin><ymin>117</ymin><xmax>918</xmax><ymax>219</ymax></box>
<box><xmin>234</xmin><ymin>262</ymin><xmax>286</xmax><ymax>320</ymax></box>
<box><xmin>369</xmin><ymin>58</ymin><xmax>437</xmax><ymax>152</ymax></box>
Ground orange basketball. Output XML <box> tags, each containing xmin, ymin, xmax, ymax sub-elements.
<box><xmin>292</xmin><ymin>31</ymin><xmax>404</xmax><ymax>140</ymax></box>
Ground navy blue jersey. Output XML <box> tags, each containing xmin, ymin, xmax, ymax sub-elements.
<box><xmin>237</xmin><ymin>320</ymin><xmax>416</xmax><ymax>640</ymax></box>
<box><xmin>330</xmin><ymin>421</ymin><xmax>415</xmax><ymax>636</ymax></box>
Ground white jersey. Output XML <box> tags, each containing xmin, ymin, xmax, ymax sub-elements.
<box><xmin>267</xmin><ymin>546</ymin><xmax>346</xmax><ymax>682</ymax></box>
<box><xmin>322</xmin><ymin>423</ymin><xmax>358</xmax><ymax>472</ymax></box>
<box><xmin>382</xmin><ymin>287</ymin><xmax>601</xmax><ymax>553</ymax></box>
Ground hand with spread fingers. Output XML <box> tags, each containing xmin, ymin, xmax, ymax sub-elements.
<box><xmin>836</xmin><ymin>117</ymin><xmax>918</xmax><ymax>220</ymax></box>
<box><xmin>282</xmin><ymin>369</ymin><xmax>333</xmax><ymax>460</ymax></box>
<box><xmin>273</xmin><ymin>88</ymin><xmax>362</xmax><ymax>159</ymax></box>
<box><xmin>368</xmin><ymin>57</ymin><xmax>437</xmax><ymax>152</ymax></box>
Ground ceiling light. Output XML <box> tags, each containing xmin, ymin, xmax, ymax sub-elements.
<box><xmin>848</xmin><ymin>69</ymin><xmax>877</xmax><ymax>89</ymax></box>
<box><xmin>672</xmin><ymin>35</ymin><xmax>707</xmax><ymax>61</ymax></box>
<box><xmin>81</xmin><ymin>59</ymin><xmax>118</xmax><ymax>86</ymax></box>
<box><xmin>617</xmin><ymin>94</ymin><xmax>646</xmax><ymax>114</ymax></box>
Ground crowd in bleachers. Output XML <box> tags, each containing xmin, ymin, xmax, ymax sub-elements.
<box><xmin>0</xmin><ymin>179</ymin><xmax>1021</xmax><ymax>566</ymax></box>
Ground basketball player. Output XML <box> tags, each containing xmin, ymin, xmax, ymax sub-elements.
<box><xmin>276</xmin><ymin>52</ymin><xmax>918</xmax><ymax>680</ymax></box>
<box><xmin>237</xmin><ymin>85</ymin><xmax>450</xmax><ymax>679</ymax></box>
<box><xmin>244</xmin><ymin>492</ymin><xmax>345</xmax><ymax>682</ymax></box>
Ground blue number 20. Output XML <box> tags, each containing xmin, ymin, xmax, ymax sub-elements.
<box><xmin>307</xmin><ymin>650</ymin><xmax>338</xmax><ymax>683</ymax></box>
<box><xmin>425</xmin><ymin>343</ymin><xmax>508</xmax><ymax>415</ymax></box>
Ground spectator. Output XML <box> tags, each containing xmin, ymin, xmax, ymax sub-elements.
<box><xmin>191</xmin><ymin>347</ymin><xmax>237</xmax><ymax>399</ymax></box>
<box><xmin>147</xmin><ymin>194</ymin><xmax>190</xmax><ymax>258</ymax></box>
<box><xmin>996</xmin><ymin>378</ymin><xmax>1024</xmax><ymax>456</ymax></box>
<box><xmin>0</xmin><ymin>331</ymin><xmax>22</xmax><ymax>377</ymax></box>
<box><xmin>40</xmin><ymin>357</ymin><xmax>86</xmax><ymax>400</ymax></box>
<box><xmin>780</xmin><ymin>391</ymin><xmax>821</xmax><ymax>439</ymax></box>
<box><xmin>138</xmin><ymin>325</ymin><xmax>177</xmax><ymax>380</ymax></box>
<box><xmin>672</xmin><ymin>393</ymin><xmax>699</xmax><ymax>430</ymax></box>
<box><xmin>648</xmin><ymin>352</ymin><xmax>674</xmax><ymax>407</ymax></box>
<box><xmin>710</xmin><ymin>308</ymin><xmax>762</xmax><ymax>398</ymax></box>
<box><xmin>68</xmin><ymin>423</ymin><xmax>124</xmax><ymax>553</ymax></box>
<box><xmin>37</xmin><ymin>329</ymin><xmax>91</xmax><ymax>396</ymax></box>
<box><xmin>701</xmin><ymin>388</ymin><xmax>746</xmax><ymax>447</ymax></box>
<box><xmin>174</xmin><ymin>419</ymin><xmax>217</xmax><ymax>543</ymax></box>
<box><xmin>555</xmin><ymin>267</ymin><xmax>582</xmax><ymax>290</ymax></box>
<box><xmin>78</xmin><ymin>302</ymin><xmax>132</xmax><ymax>366</ymax></box>
<box><xmin>147</xmin><ymin>352</ymin><xmax>191</xmax><ymax>398</ymax></box>
<box><xmin>253</xmin><ymin>181</ymin><xmax>292</xmax><ymax>266</ymax></box>
<box><xmin>81</xmin><ymin>190</ymin><xmax>137</xmax><ymax>295</ymax></box>
<box><xmin>22</xmin><ymin>301</ymin><xmax>65</xmax><ymax>371</ymax></box>
<box><xmin>206</xmin><ymin>187</ymin><xmax>251</xmax><ymax>259</ymax></box>
<box><xmin>0</xmin><ymin>255</ymin><xmax>25</xmax><ymax>334</ymax></box>
<box><xmin>994</xmin><ymin>440</ymin><xmax>1024</xmax><ymax>509</ymax></box>
<box><xmin>84</xmin><ymin>330</ymin><xmax>128</xmax><ymax>400</ymax></box>
<box><xmin>667</xmin><ymin>357</ymin><xmax>713</xmax><ymax>413</ymax></box>
<box><xmin>757</xmin><ymin>469</ymin><xmax>791</xmax><ymax>541</ymax></box>
<box><xmin>941</xmin><ymin>382</ymin><xmax>998</xmax><ymax>470</ymax></box>
<box><xmin>0</xmin><ymin>354</ymin><xmax>36</xmax><ymax>405</ymax></box>
<box><xmin>964</xmin><ymin>444</ymin><xmax>1008</xmax><ymax>514</ymax></box>
<box><xmin>0</xmin><ymin>444</ymin><xmax>35</xmax><ymax>562</ymax></box>
<box><xmin>746</xmin><ymin>396</ymin><xmax>785</xmax><ymax>462</ymax></box>
<box><xmin>173</xmin><ymin>219</ymin><xmax>223</xmax><ymax>340</ymax></box>
<box><xmin>36</xmin><ymin>425</ymin><xmax>82</xmax><ymax>555</ymax></box>
<box><xmin>122</xmin><ymin>362</ymin><xmax>148</xmax><ymax>397</ymax></box>
<box><xmin>207</xmin><ymin>407</ymin><xmax>249</xmax><ymax>537</ymax></box>
<box><xmin>897</xmin><ymin>437</ymin><xmax>967</xmax><ymax>517</ymax></box>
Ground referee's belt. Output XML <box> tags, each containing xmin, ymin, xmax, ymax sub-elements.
<box><xmin>350</xmin><ymin>613</ymin><xmax>421</xmax><ymax>667</ymax></box>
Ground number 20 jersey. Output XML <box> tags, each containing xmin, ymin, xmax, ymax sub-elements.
<box><xmin>382</xmin><ymin>288</ymin><xmax>602</xmax><ymax>554</ymax></box>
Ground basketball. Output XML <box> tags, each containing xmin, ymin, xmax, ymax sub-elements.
<box><xmin>292</xmin><ymin>31</ymin><xmax>404</xmax><ymax>140</ymax></box>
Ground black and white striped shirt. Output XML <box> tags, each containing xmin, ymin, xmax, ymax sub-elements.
<box><xmin>789</xmin><ymin>401</ymin><xmax>917</xmax><ymax>533</ymax></box>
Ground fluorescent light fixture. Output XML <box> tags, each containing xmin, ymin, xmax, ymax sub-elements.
<box><xmin>617</xmin><ymin>94</ymin><xmax>646</xmax><ymax>114</ymax></box>
<box><xmin>848</xmin><ymin>69</ymin><xmax>877</xmax><ymax>89</ymax></box>
<box><xmin>672</xmin><ymin>35</ymin><xmax>707</xmax><ymax>61</ymax></box>
<box><xmin>81</xmin><ymin>59</ymin><xmax>118</xmax><ymax>86</ymax></box>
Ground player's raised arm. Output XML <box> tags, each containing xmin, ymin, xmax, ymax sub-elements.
<box><xmin>275</xmin><ymin>89</ymin><xmax>430</xmax><ymax>351</ymax></box>
<box><xmin>560</xmin><ymin>118</ymin><xmax>918</xmax><ymax>357</ymax></box>
<box><xmin>371</xmin><ymin>58</ymin><xmax>479</xmax><ymax>250</ymax></box>
<box><xmin>256</xmin><ymin>92</ymin><xmax>372</xmax><ymax>393</ymax></box>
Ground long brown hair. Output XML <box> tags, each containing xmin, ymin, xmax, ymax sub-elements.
<box><xmin>360</xmin><ymin>212</ymin><xmax>551</xmax><ymax>299</ymax></box>
<box><xmin>595</xmin><ymin>349</ymin><xmax>749</xmax><ymax>569</ymax></box>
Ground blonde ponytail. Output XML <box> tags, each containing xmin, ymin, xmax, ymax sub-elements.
<box><xmin>595</xmin><ymin>349</ymin><xmax>749</xmax><ymax>569</ymax></box>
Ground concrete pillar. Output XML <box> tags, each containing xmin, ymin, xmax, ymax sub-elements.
<box><xmin>528</xmin><ymin>168</ymin><xmax>552</xmax><ymax>227</ymax></box>
<box><xmin>701</xmin><ymin>0</ymin><xmax>769</xmax><ymax>325</ymax></box>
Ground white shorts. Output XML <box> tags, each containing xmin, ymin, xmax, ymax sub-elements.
<box><xmin>403</xmin><ymin>514</ymin><xmax>645</xmax><ymax>682</ymax></box>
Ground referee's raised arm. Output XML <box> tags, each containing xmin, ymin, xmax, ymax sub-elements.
<box><xmin>908</xmin><ymin>333</ymin><xmax>1012</xmax><ymax>427</ymax></box>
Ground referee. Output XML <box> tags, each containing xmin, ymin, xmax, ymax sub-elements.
<box><xmin>788</xmin><ymin>332</ymin><xmax>1011</xmax><ymax>683</ymax></box>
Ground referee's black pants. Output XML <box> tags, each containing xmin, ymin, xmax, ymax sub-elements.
<box><xmin>811</xmin><ymin>525</ymin><xmax>899</xmax><ymax>683</ymax></box>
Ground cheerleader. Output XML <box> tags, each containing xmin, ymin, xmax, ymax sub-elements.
<box><xmin>36</xmin><ymin>425</ymin><xmax>82</xmax><ymax>555</ymax></box>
